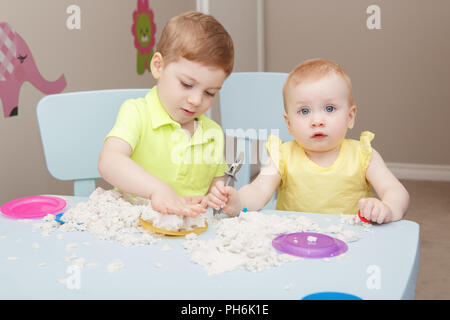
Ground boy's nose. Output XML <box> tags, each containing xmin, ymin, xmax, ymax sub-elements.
<box><xmin>187</xmin><ymin>91</ymin><xmax>202</xmax><ymax>106</ymax></box>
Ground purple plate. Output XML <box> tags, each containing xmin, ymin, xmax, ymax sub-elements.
<box><xmin>272</xmin><ymin>232</ymin><xmax>348</xmax><ymax>259</ymax></box>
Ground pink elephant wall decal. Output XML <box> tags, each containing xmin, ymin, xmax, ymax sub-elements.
<box><xmin>0</xmin><ymin>22</ymin><xmax>67</xmax><ymax>118</ymax></box>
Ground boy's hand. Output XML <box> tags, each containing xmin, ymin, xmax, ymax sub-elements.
<box><xmin>184</xmin><ymin>195</ymin><xmax>208</xmax><ymax>211</ymax></box>
<box><xmin>358</xmin><ymin>198</ymin><xmax>393</xmax><ymax>224</ymax></box>
<box><xmin>207</xmin><ymin>180</ymin><xmax>242</xmax><ymax>216</ymax></box>
<box><xmin>151</xmin><ymin>185</ymin><xmax>206</xmax><ymax>217</ymax></box>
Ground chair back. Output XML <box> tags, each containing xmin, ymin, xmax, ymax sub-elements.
<box><xmin>37</xmin><ymin>89</ymin><xmax>150</xmax><ymax>196</ymax></box>
<box><xmin>219</xmin><ymin>72</ymin><xmax>291</xmax><ymax>209</ymax></box>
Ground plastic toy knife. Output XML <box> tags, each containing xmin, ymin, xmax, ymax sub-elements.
<box><xmin>213</xmin><ymin>152</ymin><xmax>244</xmax><ymax>216</ymax></box>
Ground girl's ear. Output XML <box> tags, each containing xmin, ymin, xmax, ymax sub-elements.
<box><xmin>150</xmin><ymin>52</ymin><xmax>164</xmax><ymax>79</ymax></box>
<box><xmin>283</xmin><ymin>112</ymin><xmax>292</xmax><ymax>134</ymax></box>
<box><xmin>347</xmin><ymin>105</ymin><xmax>357</xmax><ymax>129</ymax></box>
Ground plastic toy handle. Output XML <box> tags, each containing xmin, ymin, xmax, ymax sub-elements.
<box><xmin>358</xmin><ymin>210</ymin><xmax>370</xmax><ymax>223</ymax></box>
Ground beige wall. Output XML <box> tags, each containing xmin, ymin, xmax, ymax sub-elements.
<box><xmin>209</xmin><ymin>0</ymin><xmax>259</xmax><ymax>123</ymax></box>
<box><xmin>265</xmin><ymin>0</ymin><xmax>450</xmax><ymax>164</ymax></box>
<box><xmin>0</xmin><ymin>0</ymin><xmax>195</xmax><ymax>204</ymax></box>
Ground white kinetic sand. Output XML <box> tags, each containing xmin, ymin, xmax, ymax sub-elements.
<box><xmin>141</xmin><ymin>205</ymin><xmax>206</xmax><ymax>231</ymax></box>
<box><xmin>183</xmin><ymin>211</ymin><xmax>367</xmax><ymax>275</ymax></box>
<box><xmin>31</xmin><ymin>187</ymin><xmax>370</xmax><ymax>275</ymax></box>
<box><xmin>33</xmin><ymin>188</ymin><xmax>206</xmax><ymax>246</ymax></box>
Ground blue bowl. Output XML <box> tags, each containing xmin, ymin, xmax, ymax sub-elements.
<box><xmin>302</xmin><ymin>292</ymin><xmax>362</xmax><ymax>300</ymax></box>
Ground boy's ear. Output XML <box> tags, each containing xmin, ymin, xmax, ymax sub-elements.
<box><xmin>347</xmin><ymin>105</ymin><xmax>357</xmax><ymax>129</ymax></box>
<box><xmin>150</xmin><ymin>52</ymin><xmax>164</xmax><ymax>79</ymax></box>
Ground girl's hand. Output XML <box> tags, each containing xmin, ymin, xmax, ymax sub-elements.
<box><xmin>358</xmin><ymin>197</ymin><xmax>393</xmax><ymax>224</ymax></box>
<box><xmin>206</xmin><ymin>180</ymin><xmax>242</xmax><ymax>216</ymax></box>
<box><xmin>151</xmin><ymin>184</ymin><xmax>206</xmax><ymax>217</ymax></box>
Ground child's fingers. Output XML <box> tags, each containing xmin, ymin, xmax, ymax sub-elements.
<box><xmin>167</xmin><ymin>199</ymin><xmax>190</xmax><ymax>216</ymax></box>
<box><xmin>152</xmin><ymin>202</ymin><xmax>168</xmax><ymax>215</ymax></box>
<box><xmin>191</xmin><ymin>196</ymin><xmax>205</xmax><ymax>204</ymax></box>
<box><xmin>357</xmin><ymin>198</ymin><xmax>364</xmax><ymax>208</ymax></box>
<box><xmin>212</xmin><ymin>186</ymin><xmax>228</xmax><ymax>202</ymax></box>
<box><xmin>200</xmin><ymin>197</ymin><xmax>208</xmax><ymax>209</ymax></box>
<box><xmin>370</xmin><ymin>205</ymin><xmax>380</xmax><ymax>223</ymax></box>
<box><xmin>208</xmin><ymin>199</ymin><xmax>222</xmax><ymax>210</ymax></box>
<box><xmin>218</xmin><ymin>185</ymin><xmax>229</xmax><ymax>195</ymax></box>
<box><xmin>208</xmin><ymin>193</ymin><xmax>226</xmax><ymax>210</ymax></box>
<box><xmin>157</xmin><ymin>207</ymin><xmax>168</xmax><ymax>215</ymax></box>
<box><xmin>183</xmin><ymin>206</ymin><xmax>204</xmax><ymax>218</ymax></box>
<box><xmin>359</xmin><ymin>198</ymin><xmax>370</xmax><ymax>220</ymax></box>
<box><xmin>184</xmin><ymin>196</ymin><xmax>202</xmax><ymax>207</ymax></box>
<box><xmin>221</xmin><ymin>206</ymin><xmax>233</xmax><ymax>215</ymax></box>
<box><xmin>185</xmin><ymin>209</ymin><xmax>198</xmax><ymax>218</ymax></box>
<box><xmin>223</xmin><ymin>186</ymin><xmax>236</xmax><ymax>196</ymax></box>
<box><xmin>215</xmin><ymin>179</ymin><xmax>225</xmax><ymax>189</ymax></box>
<box><xmin>377</xmin><ymin>204</ymin><xmax>390</xmax><ymax>224</ymax></box>
<box><xmin>376</xmin><ymin>210</ymin><xmax>385</xmax><ymax>225</ymax></box>
<box><xmin>362</xmin><ymin>199</ymin><xmax>375</xmax><ymax>220</ymax></box>
<box><xmin>190</xmin><ymin>203</ymin><xmax>206</xmax><ymax>215</ymax></box>
<box><xmin>169</xmin><ymin>206</ymin><xmax>188</xmax><ymax>216</ymax></box>
<box><xmin>213</xmin><ymin>180</ymin><xmax>229</xmax><ymax>197</ymax></box>
<box><xmin>358</xmin><ymin>198</ymin><xmax>368</xmax><ymax>212</ymax></box>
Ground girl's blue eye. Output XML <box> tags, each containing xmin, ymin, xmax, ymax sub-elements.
<box><xmin>325</xmin><ymin>106</ymin><xmax>335</xmax><ymax>112</ymax></box>
<box><xmin>299</xmin><ymin>108</ymin><xmax>309</xmax><ymax>115</ymax></box>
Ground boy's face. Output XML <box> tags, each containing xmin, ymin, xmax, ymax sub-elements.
<box><xmin>283</xmin><ymin>74</ymin><xmax>357</xmax><ymax>153</ymax></box>
<box><xmin>151</xmin><ymin>53</ymin><xmax>227</xmax><ymax>128</ymax></box>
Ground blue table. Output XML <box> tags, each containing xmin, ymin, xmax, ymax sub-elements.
<box><xmin>0</xmin><ymin>195</ymin><xmax>420</xmax><ymax>300</ymax></box>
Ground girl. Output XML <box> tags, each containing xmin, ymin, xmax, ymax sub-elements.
<box><xmin>207</xmin><ymin>58</ymin><xmax>409</xmax><ymax>224</ymax></box>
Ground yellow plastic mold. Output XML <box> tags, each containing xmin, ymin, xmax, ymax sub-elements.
<box><xmin>138</xmin><ymin>216</ymin><xmax>208</xmax><ymax>236</ymax></box>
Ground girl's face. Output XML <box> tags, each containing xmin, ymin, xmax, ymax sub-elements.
<box><xmin>284</xmin><ymin>74</ymin><xmax>357</xmax><ymax>153</ymax></box>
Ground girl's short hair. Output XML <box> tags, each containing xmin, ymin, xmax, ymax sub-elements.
<box><xmin>156</xmin><ymin>11</ymin><xmax>234</xmax><ymax>76</ymax></box>
<box><xmin>283</xmin><ymin>58</ymin><xmax>354</xmax><ymax>108</ymax></box>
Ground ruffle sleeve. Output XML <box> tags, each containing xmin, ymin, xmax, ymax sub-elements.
<box><xmin>359</xmin><ymin>131</ymin><xmax>375</xmax><ymax>173</ymax></box>
<box><xmin>265</xmin><ymin>134</ymin><xmax>285</xmax><ymax>180</ymax></box>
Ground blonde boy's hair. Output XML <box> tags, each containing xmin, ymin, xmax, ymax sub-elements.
<box><xmin>283</xmin><ymin>58</ymin><xmax>354</xmax><ymax>109</ymax></box>
<box><xmin>156</xmin><ymin>11</ymin><xmax>234</xmax><ymax>75</ymax></box>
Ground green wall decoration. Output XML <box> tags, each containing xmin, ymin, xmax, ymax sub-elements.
<box><xmin>132</xmin><ymin>0</ymin><xmax>156</xmax><ymax>75</ymax></box>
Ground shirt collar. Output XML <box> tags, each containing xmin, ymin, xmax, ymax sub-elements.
<box><xmin>147</xmin><ymin>86</ymin><xmax>180</xmax><ymax>130</ymax></box>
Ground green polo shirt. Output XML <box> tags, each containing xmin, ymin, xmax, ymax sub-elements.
<box><xmin>106</xmin><ymin>86</ymin><xmax>228</xmax><ymax>196</ymax></box>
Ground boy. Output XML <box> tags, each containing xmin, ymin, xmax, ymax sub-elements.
<box><xmin>98</xmin><ymin>11</ymin><xmax>234</xmax><ymax>217</ymax></box>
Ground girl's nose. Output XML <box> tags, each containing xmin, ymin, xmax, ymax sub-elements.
<box><xmin>311</xmin><ymin>116</ymin><xmax>325</xmax><ymax>128</ymax></box>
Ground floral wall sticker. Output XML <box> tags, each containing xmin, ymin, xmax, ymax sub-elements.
<box><xmin>132</xmin><ymin>0</ymin><xmax>157</xmax><ymax>75</ymax></box>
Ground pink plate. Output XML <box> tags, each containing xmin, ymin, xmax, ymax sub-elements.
<box><xmin>0</xmin><ymin>196</ymin><xmax>66</xmax><ymax>219</ymax></box>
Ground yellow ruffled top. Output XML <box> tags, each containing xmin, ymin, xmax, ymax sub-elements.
<box><xmin>266</xmin><ymin>131</ymin><xmax>375</xmax><ymax>214</ymax></box>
